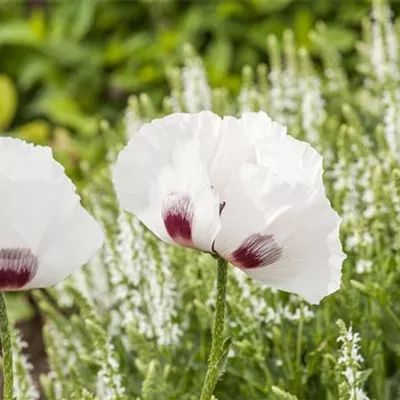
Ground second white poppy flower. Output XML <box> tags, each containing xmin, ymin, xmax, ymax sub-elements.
<box><xmin>113</xmin><ymin>111</ymin><xmax>345</xmax><ymax>304</ymax></box>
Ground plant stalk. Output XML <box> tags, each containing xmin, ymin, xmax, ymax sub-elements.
<box><xmin>199</xmin><ymin>257</ymin><xmax>228</xmax><ymax>400</ymax></box>
<box><xmin>0</xmin><ymin>292</ymin><xmax>13</xmax><ymax>400</ymax></box>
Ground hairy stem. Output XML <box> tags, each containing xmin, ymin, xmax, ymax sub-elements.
<box><xmin>0</xmin><ymin>292</ymin><xmax>13</xmax><ymax>400</ymax></box>
<box><xmin>199</xmin><ymin>257</ymin><xmax>229</xmax><ymax>400</ymax></box>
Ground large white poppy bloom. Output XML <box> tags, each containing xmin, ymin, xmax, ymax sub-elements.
<box><xmin>0</xmin><ymin>138</ymin><xmax>104</xmax><ymax>291</ymax></box>
<box><xmin>113</xmin><ymin>111</ymin><xmax>345</xmax><ymax>304</ymax></box>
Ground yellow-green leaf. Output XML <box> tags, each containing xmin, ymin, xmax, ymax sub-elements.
<box><xmin>16</xmin><ymin>119</ymin><xmax>51</xmax><ymax>144</ymax></box>
<box><xmin>0</xmin><ymin>75</ymin><xmax>18</xmax><ymax>130</ymax></box>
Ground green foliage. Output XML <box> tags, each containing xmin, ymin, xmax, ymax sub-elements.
<box><xmin>4</xmin><ymin>0</ymin><xmax>400</xmax><ymax>399</ymax></box>
<box><xmin>1</xmin><ymin>0</ymin><xmax>399</xmax><ymax>182</ymax></box>
<box><xmin>271</xmin><ymin>386</ymin><xmax>299</xmax><ymax>400</ymax></box>
<box><xmin>0</xmin><ymin>75</ymin><xmax>17</xmax><ymax>131</ymax></box>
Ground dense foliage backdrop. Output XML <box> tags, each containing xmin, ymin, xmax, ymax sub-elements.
<box><xmin>1</xmin><ymin>0</ymin><xmax>398</xmax><ymax>180</ymax></box>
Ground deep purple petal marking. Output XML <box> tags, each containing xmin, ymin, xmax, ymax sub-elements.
<box><xmin>219</xmin><ymin>201</ymin><xmax>226</xmax><ymax>215</ymax></box>
<box><xmin>162</xmin><ymin>193</ymin><xmax>194</xmax><ymax>246</ymax></box>
<box><xmin>230</xmin><ymin>233</ymin><xmax>282</xmax><ymax>269</ymax></box>
<box><xmin>0</xmin><ymin>248</ymin><xmax>38</xmax><ymax>290</ymax></box>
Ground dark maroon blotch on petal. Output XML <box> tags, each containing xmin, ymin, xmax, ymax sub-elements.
<box><xmin>162</xmin><ymin>193</ymin><xmax>194</xmax><ymax>246</ymax></box>
<box><xmin>219</xmin><ymin>201</ymin><xmax>226</xmax><ymax>215</ymax></box>
<box><xmin>0</xmin><ymin>248</ymin><xmax>38</xmax><ymax>290</ymax></box>
<box><xmin>230</xmin><ymin>233</ymin><xmax>282</xmax><ymax>269</ymax></box>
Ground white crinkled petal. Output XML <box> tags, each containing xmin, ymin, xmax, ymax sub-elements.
<box><xmin>214</xmin><ymin>163</ymin><xmax>345</xmax><ymax>304</ymax></box>
<box><xmin>0</xmin><ymin>180</ymin><xmax>77</xmax><ymax>253</ymax></box>
<box><xmin>240</xmin><ymin>111</ymin><xmax>288</xmax><ymax>143</ymax></box>
<box><xmin>208</xmin><ymin>116</ymin><xmax>255</xmax><ymax>191</ymax></box>
<box><xmin>114</xmin><ymin>111</ymin><xmax>221</xmax><ymax>213</ymax></box>
<box><xmin>0</xmin><ymin>137</ymin><xmax>67</xmax><ymax>183</ymax></box>
<box><xmin>113</xmin><ymin>113</ymin><xmax>222</xmax><ymax>252</ymax></box>
<box><xmin>241</xmin><ymin>112</ymin><xmax>323</xmax><ymax>188</ymax></box>
<box><xmin>26</xmin><ymin>203</ymin><xmax>104</xmax><ymax>289</ymax></box>
<box><xmin>0</xmin><ymin>137</ymin><xmax>104</xmax><ymax>290</ymax></box>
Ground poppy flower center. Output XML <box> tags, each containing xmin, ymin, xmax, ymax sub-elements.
<box><xmin>162</xmin><ymin>193</ymin><xmax>194</xmax><ymax>246</ymax></box>
<box><xmin>229</xmin><ymin>233</ymin><xmax>282</xmax><ymax>269</ymax></box>
<box><xmin>0</xmin><ymin>248</ymin><xmax>38</xmax><ymax>290</ymax></box>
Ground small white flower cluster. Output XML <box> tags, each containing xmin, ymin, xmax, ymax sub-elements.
<box><xmin>326</xmin><ymin>139</ymin><xmax>392</xmax><ymax>271</ymax></box>
<box><xmin>95</xmin><ymin>340</ymin><xmax>125</xmax><ymax>400</ymax></box>
<box><xmin>238</xmin><ymin>42</ymin><xmax>326</xmax><ymax>146</ymax></box>
<box><xmin>383</xmin><ymin>88</ymin><xmax>400</xmax><ymax>156</ymax></box>
<box><xmin>345</xmin><ymin>233</ymin><xmax>373</xmax><ymax>253</ymax></box>
<box><xmin>11</xmin><ymin>329</ymin><xmax>40</xmax><ymax>400</ymax></box>
<box><xmin>268</xmin><ymin>65</ymin><xmax>285</xmax><ymax>125</ymax></box>
<box><xmin>280</xmin><ymin>48</ymin><xmax>300</xmax><ymax>128</ymax></box>
<box><xmin>47</xmin><ymin>371</ymin><xmax>63</xmax><ymax>400</ymax></box>
<box><xmin>371</xmin><ymin>4</ymin><xmax>386</xmax><ymax>83</ymax></box>
<box><xmin>364</xmin><ymin>1</ymin><xmax>400</xmax><ymax>156</ymax></box>
<box><xmin>227</xmin><ymin>269</ymin><xmax>314</xmax><ymax>341</ymax></box>
<box><xmin>331</xmin><ymin>152</ymin><xmax>380</xmax><ymax>223</ymax></box>
<box><xmin>299</xmin><ymin>74</ymin><xmax>325</xmax><ymax>144</ymax></box>
<box><xmin>355</xmin><ymin>259</ymin><xmax>373</xmax><ymax>275</ymax></box>
<box><xmin>42</xmin><ymin>323</ymin><xmax>83</xmax><ymax>399</ymax></box>
<box><xmin>55</xmin><ymin>259</ymin><xmax>96</xmax><ymax>308</ymax></box>
<box><xmin>337</xmin><ymin>321</ymin><xmax>370</xmax><ymax>400</ymax></box>
<box><xmin>370</xmin><ymin>1</ymin><xmax>399</xmax><ymax>84</ymax></box>
<box><xmin>182</xmin><ymin>53</ymin><xmax>211</xmax><ymax>113</ymax></box>
<box><xmin>103</xmin><ymin>208</ymin><xmax>183</xmax><ymax>347</ymax></box>
<box><xmin>238</xmin><ymin>84</ymin><xmax>259</xmax><ymax>114</ymax></box>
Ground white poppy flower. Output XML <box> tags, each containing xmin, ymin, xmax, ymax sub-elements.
<box><xmin>113</xmin><ymin>111</ymin><xmax>345</xmax><ymax>304</ymax></box>
<box><xmin>0</xmin><ymin>137</ymin><xmax>104</xmax><ymax>291</ymax></box>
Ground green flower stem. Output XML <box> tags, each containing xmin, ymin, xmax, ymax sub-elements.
<box><xmin>0</xmin><ymin>292</ymin><xmax>14</xmax><ymax>400</ymax></box>
<box><xmin>199</xmin><ymin>257</ymin><xmax>228</xmax><ymax>400</ymax></box>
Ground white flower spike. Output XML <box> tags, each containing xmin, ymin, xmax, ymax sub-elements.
<box><xmin>0</xmin><ymin>138</ymin><xmax>104</xmax><ymax>291</ymax></box>
<box><xmin>113</xmin><ymin>111</ymin><xmax>346</xmax><ymax>304</ymax></box>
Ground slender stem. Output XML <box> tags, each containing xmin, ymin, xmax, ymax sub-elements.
<box><xmin>295</xmin><ymin>313</ymin><xmax>304</xmax><ymax>393</ymax></box>
<box><xmin>295</xmin><ymin>313</ymin><xmax>304</xmax><ymax>368</ymax></box>
<box><xmin>199</xmin><ymin>257</ymin><xmax>228</xmax><ymax>400</ymax></box>
<box><xmin>0</xmin><ymin>293</ymin><xmax>13</xmax><ymax>400</ymax></box>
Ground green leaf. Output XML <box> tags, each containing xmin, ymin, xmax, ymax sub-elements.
<box><xmin>5</xmin><ymin>294</ymin><xmax>35</xmax><ymax>323</ymax></box>
<box><xmin>71</xmin><ymin>1</ymin><xmax>97</xmax><ymax>41</ymax></box>
<box><xmin>313</xmin><ymin>24</ymin><xmax>357</xmax><ymax>52</ymax></box>
<box><xmin>271</xmin><ymin>386</ymin><xmax>299</xmax><ymax>400</ymax></box>
<box><xmin>16</xmin><ymin>119</ymin><xmax>51</xmax><ymax>144</ymax></box>
<box><xmin>216</xmin><ymin>336</ymin><xmax>233</xmax><ymax>379</ymax></box>
<box><xmin>294</xmin><ymin>7</ymin><xmax>314</xmax><ymax>48</ymax></box>
<box><xmin>0</xmin><ymin>22</ymin><xmax>40</xmax><ymax>47</ymax></box>
<box><xmin>30</xmin><ymin>93</ymin><xmax>98</xmax><ymax>137</ymax></box>
<box><xmin>28</xmin><ymin>8</ymin><xmax>47</xmax><ymax>40</ymax></box>
<box><xmin>206</xmin><ymin>37</ymin><xmax>233</xmax><ymax>81</ymax></box>
<box><xmin>17</xmin><ymin>57</ymin><xmax>51</xmax><ymax>91</ymax></box>
<box><xmin>357</xmin><ymin>369</ymin><xmax>373</xmax><ymax>385</ymax></box>
<box><xmin>249</xmin><ymin>0</ymin><xmax>293</xmax><ymax>13</ymax></box>
<box><xmin>0</xmin><ymin>75</ymin><xmax>18</xmax><ymax>130</ymax></box>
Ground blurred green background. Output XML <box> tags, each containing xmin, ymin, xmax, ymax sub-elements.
<box><xmin>0</xmin><ymin>0</ymin><xmax>397</xmax><ymax>183</ymax></box>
